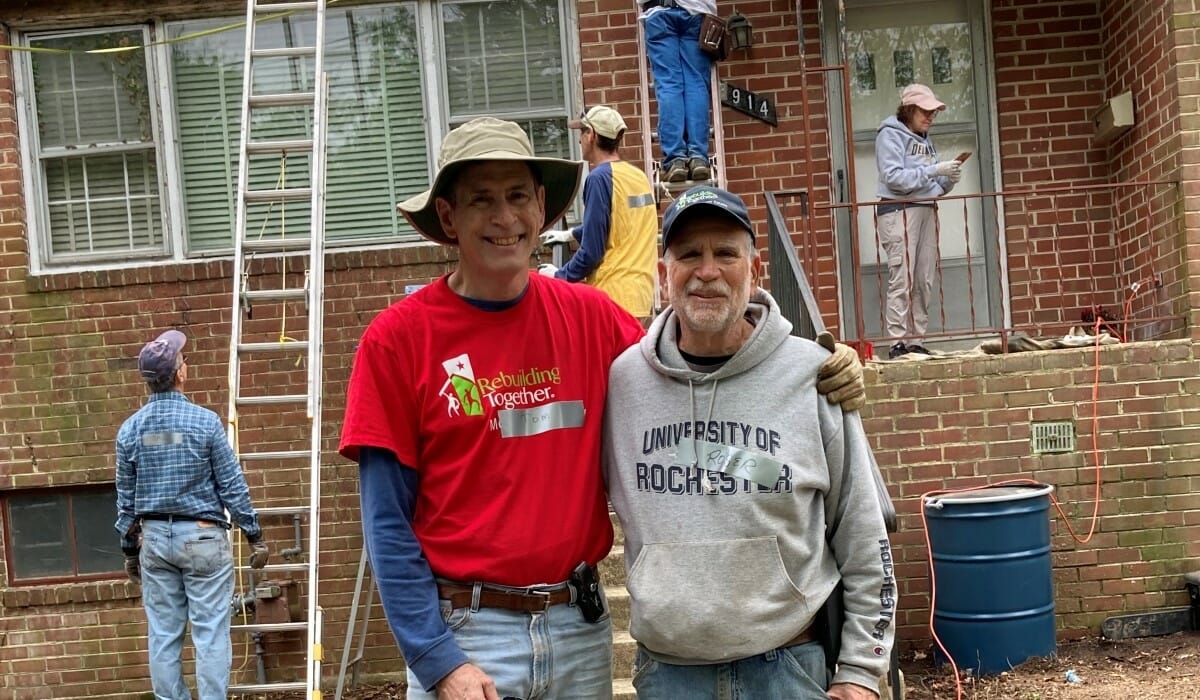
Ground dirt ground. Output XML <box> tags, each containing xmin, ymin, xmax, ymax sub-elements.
<box><xmin>234</xmin><ymin>631</ymin><xmax>1200</xmax><ymax>699</ymax></box>
<box><xmin>902</xmin><ymin>630</ymin><xmax>1200</xmax><ymax>700</ymax></box>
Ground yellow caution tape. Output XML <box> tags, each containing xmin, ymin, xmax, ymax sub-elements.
<box><xmin>0</xmin><ymin>0</ymin><xmax>348</xmax><ymax>55</ymax></box>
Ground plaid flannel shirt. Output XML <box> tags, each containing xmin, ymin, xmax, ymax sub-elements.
<box><xmin>115</xmin><ymin>391</ymin><xmax>261</xmax><ymax>551</ymax></box>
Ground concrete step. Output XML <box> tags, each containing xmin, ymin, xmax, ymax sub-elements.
<box><xmin>610</xmin><ymin>507</ymin><xmax>624</xmax><ymax>546</ymax></box>
<box><xmin>606</xmin><ymin>583</ymin><xmax>630</xmax><ymax>631</ymax></box>
<box><xmin>612</xmin><ymin>629</ymin><xmax>636</xmax><ymax>682</ymax></box>
<box><xmin>613</xmin><ymin>678</ymin><xmax>636</xmax><ymax>700</ymax></box>
<box><xmin>608</xmin><ymin>518</ymin><xmax>634</xmax><ymax>695</ymax></box>
<box><xmin>599</xmin><ymin>545</ymin><xmax>626</xmax><ymax>587</ymax></box>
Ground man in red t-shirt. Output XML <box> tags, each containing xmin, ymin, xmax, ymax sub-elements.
<box><xmin>338</xmin><ymin>117</ymin><xmax>866</xmax><ymax>700</ymax></box>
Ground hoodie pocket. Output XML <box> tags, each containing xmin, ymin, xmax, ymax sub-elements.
<box><xmin>626</xmin><ymin>536</ymin><xmax>808</xmax><ymax>661</ymax></box>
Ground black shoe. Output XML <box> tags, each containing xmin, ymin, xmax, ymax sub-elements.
<box><xmin>665</xmin><ymin>159</ymin><xmax>689</xmax><ymax>183</ymax></box>
<box><xmin>888</xmin><ymin>342</ymin><xmax>908</xmax><ymax>359</ymax></box>
<box><xmin>906</xmin><ymin>343</ymin><xmax>932</xmax><ymax>355</ymax></box>
<box><xmin>688</xmin><ymin>157</ymin><xmax>711</xmax><ymax>181</ymax></box>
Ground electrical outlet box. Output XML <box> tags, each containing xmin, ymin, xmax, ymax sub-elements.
<box><xmin>1092</xmin><ymin>90</ymin><xmax>1134</xmax><ymax>145</ymax></box>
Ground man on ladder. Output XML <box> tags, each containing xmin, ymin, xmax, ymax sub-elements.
<box><xmin>639</xmin><ymin>0</ymin><xmax>718</xmax><ymax>184</ymax></box>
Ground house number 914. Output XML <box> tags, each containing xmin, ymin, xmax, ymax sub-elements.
<box><xmin>721</xmin><ymin>82</ymin><xmax>778</xmax><ymax>126</ymax></box>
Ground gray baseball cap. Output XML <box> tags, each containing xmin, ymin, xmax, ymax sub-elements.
<box><xmin>138</xmin><ymin>330</ymin><xmax>186</xmax><ymax>384</ymax></box>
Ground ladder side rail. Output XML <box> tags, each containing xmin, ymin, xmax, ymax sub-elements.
<box><xmin>227</xmin><ymin>0</ymin><xmax>262</xmax><ymax>449</ymax></box>
<box><xmin>305</xmin><ymin>64</ymin><xmax>330</xmax><ymax>696</ymax></box>
<box><xmin>709</xmin><ymin>63</ymin><xmax>725</xmax><ymax>189</ymax></box>
<box><xmin>635</xmin><ymin>2</ymin><xmax>654</xmax><ymax>193</ymax></box>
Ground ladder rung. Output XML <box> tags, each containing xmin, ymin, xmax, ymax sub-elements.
<box><xmin>244</xmin><ymin>562</ymin><xmax>310</xmax><ymax>573</ymax></box>
<box><xmin>242</xmin><ymin>237</ymin><xmax>313</xmax><ymax>253</ymax></box>
<box><xmin>244</xmin><ymin>186</ymin><xmax>313</xmax><ymax>203</ymax></box>
<box><xmin>257</xmin><ymin>506</ymin><xmax>310</xmax><ymax>517</ymax></box>
<box><xmin>249</xmin><ymin>91</ymin><xmax>315</xmax><ymax>108</ymax></box>
<box><xmin>228</xmin><ymin>682</ymin><xmax>308</xmax><ymax>693</ymax></box>
<box><xmin>243</xmin><ymin>287</ymin><xmax>308</xmax><ymax>302</ymax></box>
<box><xmin>238</xmin><ymin>340</ymin><xmax>310</xmax><ymax>354</ymax></box>
<box><xmin>240</xmin><ymin>449</ymin><xmax>312</xmax><ymax>461</ymax></box>
<box><xmin>237</xmin><ymin>393</ymin><xmax>308</xmax><ymax>406</ymax></box>
<box><xmin>246</xmin><ymin>138</ymin><xmax>314</xmax><ymax>154</ymax></box>
<box><xmin>232</xmin><ymin>621</ymin><xmax>309</xmax><ymax>634</ymax></box>
<box><xmin>251</xmin><ymin>46</ymin><xmax>317</xmax><ymax>60</ymax></box>
<box><xmin>253</xmin><ymin>1</ymin><xmax>319</xmax><ymax>13</ymax></box>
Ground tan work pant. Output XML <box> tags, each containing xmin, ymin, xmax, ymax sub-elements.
<box><xmin>878</xmin><ymin>205</ymin><xmax>938</xmax><ymax>344</ymax></box>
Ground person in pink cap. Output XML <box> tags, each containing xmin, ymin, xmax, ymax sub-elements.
<box><xmin>874</xmin><ymin>83</ymin><xmax>962</xmax><ymax>359</ymax></box>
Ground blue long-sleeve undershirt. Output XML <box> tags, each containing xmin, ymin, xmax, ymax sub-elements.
<box><xmin>359</xmin><ymin>446</ymin><xmax>467</xmax><ymax>692</ymax></box>
<box><xmin>556</xmin><ymin>162</ymin><xmax>614</xmax><ymax>282</ymax></box>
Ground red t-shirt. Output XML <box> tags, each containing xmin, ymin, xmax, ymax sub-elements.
<box><xmin>339</xmin><ymin>274</ymin><xmax>645</xmax><ymax>586</ymax></box>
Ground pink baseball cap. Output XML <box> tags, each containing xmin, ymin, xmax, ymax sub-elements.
<box><xmin>900</xmin><ymin>84</ymin><xmax>946</xmax><ymax>111</ymax></box>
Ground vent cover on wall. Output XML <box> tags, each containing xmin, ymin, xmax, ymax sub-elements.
<box><xmin>1031</xmin><ymin>421</ymin><xmax>1075</xmax><ymax>454</ymax></box>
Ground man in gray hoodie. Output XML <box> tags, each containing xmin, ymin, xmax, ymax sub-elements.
<box><xmin>603</xmin><ymin>186</ymin><xmax>894</xmax><ymax>700</ymax></box>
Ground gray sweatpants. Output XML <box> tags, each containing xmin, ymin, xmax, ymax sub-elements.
<box><xmin>878</xmin><ymin>205</ymin><xmax>938</xmax><ymax>343</ymax></box>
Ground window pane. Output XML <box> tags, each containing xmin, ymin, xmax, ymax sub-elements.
<box><xmin>9</xmin><ymin>493</ymin><xmax>72</xmax><ymax>580</ymax></box>
<box><xmin>28</xmin><ymin>29</ymin><xmax>164</xmax><ymax>262</ymax></box>
<box><xmin>442</xmin><ymin>0</ymin><xmax>565</xmax><ymax>117</ymax></box>
<box><xmin>44</xmin><ymin>151</ymin><xmax>164</xmax><ymax>256</ymax></box>
<box><xmin>169</xmin><ymin>4</ymin><xmax>429</xmax><ymax>251</ymax></box>
<box><xmin>74</xmin><ymin>491</ymin><xmax>122</xmax><ymax>575</ymax></box>
<box><xmin>30</xmin><ymin>31</ymin><xmax>151</xmax><ymax>147</ymax></box>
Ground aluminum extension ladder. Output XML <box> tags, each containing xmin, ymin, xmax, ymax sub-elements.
<box><xmin>225</xmin><ymin>0</ymin><xmax>329</xmax><ymax>696</ymax></box>
<box><xmin>635</xmin><ymin>0</ymin><xmax>727</xmax><ymax>201</ymax></box>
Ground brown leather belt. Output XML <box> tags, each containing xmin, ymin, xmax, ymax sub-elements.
<box><xmin>782</xmin><ymin>624</ymin><xmax>817</xmax><ymax>647</ymax></box>
<box><xmin>437</xmin><ymin>582</ymin><xmax>572</xmax><ymax>613</ymax></box>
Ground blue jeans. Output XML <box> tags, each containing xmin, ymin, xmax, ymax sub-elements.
<box><xmin>644</xmin><ymin>8</ymin><xmax>713</xmax><ymax>167</ymax></box>
<box><xmin>406</xmin><ymin>595</ymin><xmax>614</xmax><ymax>700</ymax></box>
<box><xmin>631</xmin><ymin>641</ymin><xmax>831</xmax><ymax>700</ymax></box>
<box><xmin>139</xmin><ymin>519</ymin><xmax>234</xmax><ymax>700</ymax></box>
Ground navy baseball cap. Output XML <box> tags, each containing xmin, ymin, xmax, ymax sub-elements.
<box><xmin>138</xmin><ymin>329</ymin><xmax>187</xmax><ymax>383</ymax></box>
<box><xmin>661</xmin><ymin>185</ymin><xmax>755</xmax><ymax>249</ymax></box>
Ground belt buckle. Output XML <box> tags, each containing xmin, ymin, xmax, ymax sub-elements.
<box><xmin>529</xmin><ymin>589</ymin><xmax>552</xmax><ymax>612</ymax></box>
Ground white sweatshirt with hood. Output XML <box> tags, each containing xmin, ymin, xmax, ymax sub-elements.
<box><xmin>602</xmin><ymin>289</ymin><xmax>895</xmax><ymax>690</ymax></box>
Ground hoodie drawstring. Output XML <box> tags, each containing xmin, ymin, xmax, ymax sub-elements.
<box><xmin>688</xmin><ymin>379</ymin><xmax>720</xmax><ymax>494</ymax></box>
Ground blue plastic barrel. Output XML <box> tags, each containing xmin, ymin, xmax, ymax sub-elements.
<box><xmin>923</xmin><ymin>483</ymin><xmax>1056</xmax><ymax>674</ymax></box>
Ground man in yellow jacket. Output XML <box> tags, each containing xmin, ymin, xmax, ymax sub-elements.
<box><xmin>539</xmin><ymin>105</ymin><xmax>659</xmax><ymax>323</ymax></box>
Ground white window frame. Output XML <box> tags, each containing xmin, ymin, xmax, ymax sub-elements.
<box><xmin>16</xmin><ymin>1</ymin><xmax>581</xmax><ymax>276</ymax></box>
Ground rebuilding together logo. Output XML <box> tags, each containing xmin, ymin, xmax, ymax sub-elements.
<box><xmin>437</xmin><ymin>353</ymin><xmax>562</xmax><ymax>417</ymax></box>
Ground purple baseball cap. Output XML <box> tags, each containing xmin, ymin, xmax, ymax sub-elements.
<box><xmin>138</xmin><ymin>330</ymin><xmax>187</xmax><ymax>384</ymax></box>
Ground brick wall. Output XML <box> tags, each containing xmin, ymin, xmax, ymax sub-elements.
<box><xmin>993</xmin><ymin>0</ymin><xmax>1187</xmax><ymax>340</ymax></box>
<box><xmin>1173</xmin><ymin>0</ymin><xmax>1200</xmax><ymax>338</ymax></box>
<box><xmin>865</xmin><ymin>340</ymin><xmax>1200</xmax><ymax>649</ymax></box>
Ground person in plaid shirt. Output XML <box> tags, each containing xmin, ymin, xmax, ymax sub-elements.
<box><xmin>115</xmin><ymin>328</ymin><xmax>269</xmax><ymax>700</ymax></box>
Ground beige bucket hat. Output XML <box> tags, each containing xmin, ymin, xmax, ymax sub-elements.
<box><xmin>398</xmin><ymin>117</ymin><xmax>584</xmax><ymax>246</ymax></box>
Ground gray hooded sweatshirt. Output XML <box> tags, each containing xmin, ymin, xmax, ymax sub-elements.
<box><xmin>602</xmin><ymin>289</ymin><xmax>895</xmax><ymax>690</ymax></box>
<box><xmin>875</xmin><ymin>114</ymin><xmax>955</xmax><ymax>202</ymax></box>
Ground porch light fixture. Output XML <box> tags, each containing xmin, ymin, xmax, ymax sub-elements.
<box><xmin>727</xmin><ymin>11</ymin><xmax>752</xmax><ymax>51</ymax></box>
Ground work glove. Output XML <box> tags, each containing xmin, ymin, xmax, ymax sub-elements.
<box><xmin>933</xmin><ymin>160</ymin><xmax>961</xmax><ymax>178</ymax></box>
<box><xmin>815</xmin><ymin>331</ymin><xmax>866</xmax><ymax>412</ymax></box>
<box><xmin>249</xmin><ymin>540</ymin><xmax>270</xmax><ymax>570</ymax></box>
<box><xmin>124</xmin><ymin>555</ymin><xmax>141</xmax><ymax>584</ymax></box>
<box><xmin>539</xmin><ymin>229</ymin><xmax>574</xmax><ymax>246</ymax></box>
<box><xmin>537</xmin><ymin>264</ymin><xmax>559</xmax><ymax>277</ymax></box>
